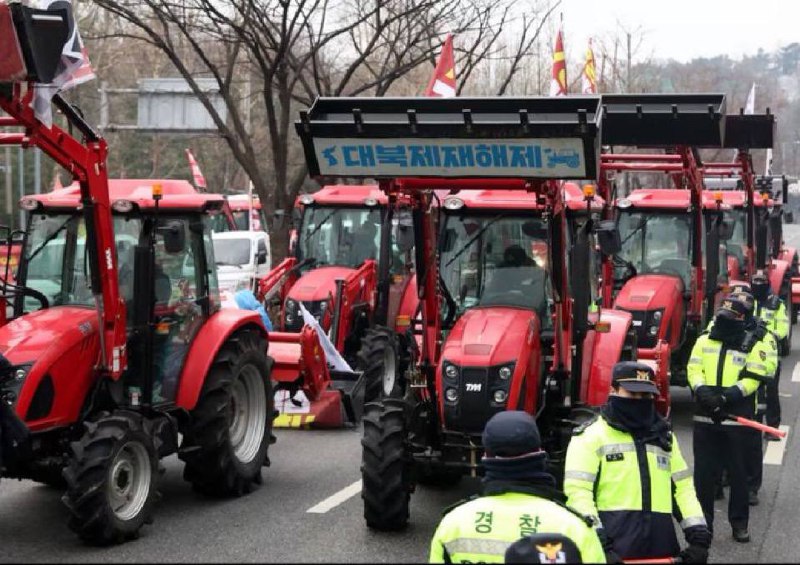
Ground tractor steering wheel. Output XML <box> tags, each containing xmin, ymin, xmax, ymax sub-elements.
<box><xmin>21</xmin><ymin>286</ymin><xmax>49</xmax><ymax>310</ymax></box>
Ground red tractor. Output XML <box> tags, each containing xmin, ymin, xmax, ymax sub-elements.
<box><xmin>295</xmin><ymin>95</ymin><xmax>644</xmax><ymax>530</ymax></box>
<box><xmin>256</xmin><ymin>184</ymin><xmax>424</xmax><ymax>427</ymax></box>
<box><xmin>0</xmin><ymin>6</ymin><xmax>273</xmax><ymax>544</ymax></box>
<box><xmin>597</xmin><ymin>95</ymin><xmax>748</xmax><ymax>386</ymax></box>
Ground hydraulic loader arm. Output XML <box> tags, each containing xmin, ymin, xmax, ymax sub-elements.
<box><xmin>0</xmin><ymin>5</ymin><xmax>126</xmax><ymax>378</ymax></box>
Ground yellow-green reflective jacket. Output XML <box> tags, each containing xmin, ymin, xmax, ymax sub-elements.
<box><xmin>687</xmin><ymin>333</ymin><xmax>775</xmax><ymax>422</ymax></box>
<box><xmin>755</xmin><ymin>297</ymin><xmax>789</xmax><ymax>340</ymax></box>
<box><xmin>429</xmin><ymin>492</ymin><xmax>606</xmax><ymax>564</ymax></box>
<box><xmin>564</xmin><ymin>416</ymin><xmax>705</xmax><ymax>559</ymax></box>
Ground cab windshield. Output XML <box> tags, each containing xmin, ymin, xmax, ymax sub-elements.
<box><xmin>21</xmin><ymin>212</ymin><xmax>141</xmax><ymax>310</ymax></box>
<box><xmin>439</xmin><ymin>213</ymin><xmax>551</xmax><ymax>320</ymax></box>
<box><xmin>213</xmin><ymin>238</ymin><xmax>251</xmax><ymax>267</ymax></box>
<box><xmin>231</xmin><ymin>208</ymin><xmax>268</xmax><ymax>231</ymax></box>
<box><xmin>727</xmin><ymin>208</ymin><xmax>746</xmax><ymax>266</ymax></box>
<box><xmin>616</xmin><ymin>211</ymin><xmax>693</xmax><ymax>288</ymax></box>
<box><xmin>298</xmin><ymin>206</ymin><xmax>382</xmax><ymax>268</ymax></box>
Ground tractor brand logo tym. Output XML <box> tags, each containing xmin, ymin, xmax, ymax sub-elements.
<box><xmin>313</xmin><ymin>137</ymin><xmax>587</xmax><ymax>178</ymax></box>
<box><xmin>465</xmin><ymin>383</ymin><xmax>482</xmax><ymax>392</ymax></box>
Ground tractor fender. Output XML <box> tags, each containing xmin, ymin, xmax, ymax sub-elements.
<box><xmin>175</xmin><ymin>308</ymin><xmax>267</xmax><ymax>411</ymax></box>
<box><xmin>792</xmin><ymin>276</ymin><xmax>800</xmax><ymax>306</ymax></box>
<box><xmin>581</xmin><ymin>309</ymin><xmax>632</xmax><ymax>408</ymax></box>
<box><xmin>769</xmin><ymin>259</ymin><xmax>791</xmax><ymax>296</ymax></box>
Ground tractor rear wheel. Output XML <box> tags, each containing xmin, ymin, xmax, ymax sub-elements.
<box><xmin>361</xmin><ymin>398</ymin><xmax>410</xmax><ymax>531</ymax></box>
<box><xmin>181</xmin><ymin>329</ymin><xmax>272</xmax><ymax>496</ymax></box>
<box><xmin>62</xmin><ymin>410</ymin><xmax>158</xmax><ymax>545</ymax></box>
<box><xmin>359</xmin><ymin>326</ymin><xmax>402</xmax><ymax>404</ymax></box>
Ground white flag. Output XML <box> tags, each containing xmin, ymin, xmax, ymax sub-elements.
<box><xmin>299</xmin><ymin>303</ymin><xmax>353</xmax><ymax>372</ymax></box>
<box><xmin>744</xmin><ymin>83</ymin><xmax>756</xmax><ymax>115</ymax></box>
<box><xmin>33</xmin><ymin>0</ymin><xmax>96</xmax><ymax>126</ymax></box>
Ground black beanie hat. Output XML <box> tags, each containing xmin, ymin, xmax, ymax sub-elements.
<box><xmin>482</xmin><ymin>411</ymin><xmax>542</xmax><ymax>457</ymax></box>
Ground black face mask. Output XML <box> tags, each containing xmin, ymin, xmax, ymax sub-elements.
<box><xmin>606</xmin><ymin>395</ymin><xmax>656</xmax><ymax>434</ymax></box>
<box><xmin>752</xmin><ymin>282</ymin><xmax>770</xmax><ymax>301</ymax></box>
<box><xmin>710</xmin><ymin>315</ymin><xmax>745</xmax><ymax>345</ymax></box>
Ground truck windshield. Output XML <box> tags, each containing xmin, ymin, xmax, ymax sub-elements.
<box><xmin>439</xmin><ymin>213</ymin><xmax>551</xmax><ymax>320</ymax></box>
<box><xmin>213</xmin><ymin>237</ymin><xmax>251</xmax><ymax>267</ymax></box>
<box><xmin>617</xmin><ymin>211</ymin><xmax>693</xmax><ymax>288</ymax></box>
<box><xmin>231</xmin><ymin>208</ymin><xmax>268</xmax><ymax>231</ymax></box>
<box><xmin>298</xmin><ymin>206</ymin><xmax>382</xmax><ymax>268</ymax></box>
<box><xmin>21</xmin><ymin>212</ymin><xmax>141</xmax><ymax>310</ymax></box>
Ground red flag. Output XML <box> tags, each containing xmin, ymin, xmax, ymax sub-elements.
<box><xmin>424</xmin><ymin>34</ymin><xmax>456</xmax><ymax>98</ymax></box>
<box><xmin>581</xmin><ymin>38</ymin><xmax>597</xmax><ymax>94</ymax></box>
<box><xmin>185</xmin><ymin>148</ymin><xmax>207</xmax><ymax>190</ymax></box>
<box><xmin>549</xmin><ymin>24</ymin><xmax>567</xmax><ymax>96</ymax></box>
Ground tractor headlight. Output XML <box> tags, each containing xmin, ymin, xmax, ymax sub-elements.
<box><xmin>445</xmin><ymin>388</ymin><xmax>459</xmax><ymax>402</ymax></box>
<box><xmin>647</xmin><ymin>309</ymin><xmax>664</xmax><ymax>338</ymax></box>
<box><xmin>444</xmin><ymin>364</ymin><xmax>458</xmax><ymax>379</ymax></box>
<box><xmin>493</xmin><ymin>389</ymin><xmax>508</xmax><ymax>404</ymax></box>
<box><xmin>0</xmin><ymin>363</ymin><xmax>31</xmax><ymax>406</ymax></box>
<box><xmin>498</xmin><ymin>365</ymin><xmax>513</xmax><ymax>380</ymax></box>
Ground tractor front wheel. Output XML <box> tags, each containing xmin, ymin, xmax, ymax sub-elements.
<box><xmin>62</xmin><ymin>410</ymin><xmax>159</xmax><ymax>545</ymax></box>
<box><xmin>181</xmin><ymin>329</ymin><xmax>272</xmax><ymax>496</ymax></box>
<box><xmin>359</xmin><ymin>327</ymin><xmax>402</xmax><ymax>404</ymax></box>
<box><xmin>361</xmin><ymin>398</ymin><xmax>411</xmax><ymax>531</ymax></box>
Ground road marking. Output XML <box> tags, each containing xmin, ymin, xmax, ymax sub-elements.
<box><xmin>763</xmin><ymin>425</ymin><xmax>790</xmax><ymax>466</ymax></box>
<box><xmin>306</xmin><ymin>480</ymin><xmax>362</xmax><ymax>514</ymax></box>
<box><xmin>792</xmin><ymin>362</ymin><xmax>800</xmax><ymax>382</ymax></box>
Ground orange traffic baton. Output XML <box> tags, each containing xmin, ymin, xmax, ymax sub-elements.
<box><xmin>728</xmin><ymin>415</ymin><xmax>786</xmax><ymax>438</ymax></box>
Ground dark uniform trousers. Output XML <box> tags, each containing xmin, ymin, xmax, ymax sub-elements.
<box><xmin>693</xmin><ymin>423</ymin><xmax>750</xmax><ymax>532</ymax></box>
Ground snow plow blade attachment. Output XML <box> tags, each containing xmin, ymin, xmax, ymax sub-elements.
<box><xmin>269</xmin><ymin>329</ymin><xmax>365</xmax><ymax>429</ymax></box>
<box><xmin>296</xmin><ymin>95</ymin><xmax>602</xmax><ymax>179</ymax></box>
<box><xmin>601</xmin><ymin>93</ymin><xmax>726</xmax><ymax>147</ymax></box>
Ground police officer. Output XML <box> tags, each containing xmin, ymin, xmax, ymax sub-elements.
<box><xmin>727</xmin><ymin>288</ymin><xmax>779</xmax><ymax>505</ymax></box>
<box><xmin>751</xmin><ymin>271</ymin><xmax>789</xmax><ymax>436</ymax></box>
<box><xmin>688</xmin><ymin>296</ymin><xmax>774</xmax><ymax>543</ymax></box>
<box><xmin>429</xmin><ymin>411</ymin><xmax>606</xmax><ymax>563</ymax></box>
<box><xmin>563</xmin><ymin>361</ymin><xmax>709</xmax><ymax>562</ymax></box>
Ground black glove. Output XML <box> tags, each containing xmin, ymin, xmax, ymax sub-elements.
<box><xmin>722</xmin><ymin>384</ymin><xmax>744</xmax><ymax>405</ymax></box>
<box><xmin>596</xmin><ymin>528</ymin><xmax>622</xmax><ymax>564</ymax></box>
<box><xmin>684</xmin><ymin>524</ymin><xmax>712</xmax><ymax>548</ymax></box>
<box><xmin>679</xmin><ymin>545</ymin><xmax>709</xmax><ymax>563</ymax></box>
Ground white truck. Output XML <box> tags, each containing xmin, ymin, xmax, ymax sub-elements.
<box><xmin>212</xmin><ymin>230</ymin><xmax>271</xmax><ymax>308</ymax></box>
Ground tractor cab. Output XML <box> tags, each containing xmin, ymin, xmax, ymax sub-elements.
<box><xmin>12</xmin><ymin>181</ymin><xmax>224</xmax><ymax>404</ymax></box>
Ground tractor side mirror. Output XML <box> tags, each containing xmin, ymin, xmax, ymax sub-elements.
<box><xmin>521</xmin><ymin>220</ymin><xmax>547</xmax><ymax>240</ymax></box>
<box><xmin>594</xmin><ymin>220</ymin><xmax>621</xmax><ymax>256</ymax></box>
<box><xmin>785</xmin><ymin>211</ymin><xmax>795</xmax><ymax>224</ymax></box>
<box><xmin>158</xmin><ymin>220</ymin><xmax>186</xmax><ymax>254</ymax></box>
<box><xmin>395</xmin><ymin>225</ymin><xmax>414</xmax><ymax>253</ymax></box>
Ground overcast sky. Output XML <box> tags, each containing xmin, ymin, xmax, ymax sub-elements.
<box><xmin>556</xmin><ymin>0</ymin><xmax>799</xmax><ymax>62</ymax></box>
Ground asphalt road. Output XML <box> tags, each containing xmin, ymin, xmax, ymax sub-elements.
<box><xmin>3</xmin><ymin>226</ymin><xmax>800</xmax><ymax>563</ymax></box>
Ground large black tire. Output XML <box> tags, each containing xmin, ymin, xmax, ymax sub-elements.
<box><xmin>180</xmin><ymin>329</ymin><xmax>272</xmax><ymax>496</ymax></box>
<box><xmin>62</xmin><ymin>410</ymin><xmax>159</xmax><ymax>545</ymax></box>
<box><xmin>361</xmin><ymin>398</ymin><xmax>410</xmax><ymax>531</ymax></box>
<box><xmin>359</xmin><ymin>326</ymin><xmax>402</xmax><ymax>404</ymax></box>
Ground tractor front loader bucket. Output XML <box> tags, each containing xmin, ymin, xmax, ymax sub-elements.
<box><xmin>269</xmin><ymin>327</ymin><xmax>364</xmax><ymax>429</ymax></box>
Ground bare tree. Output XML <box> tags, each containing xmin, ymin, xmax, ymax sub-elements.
<box><xmin>91</xmin><ymin>0</ymin><xmax>555</xmax><ymax>257</ymax></box>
